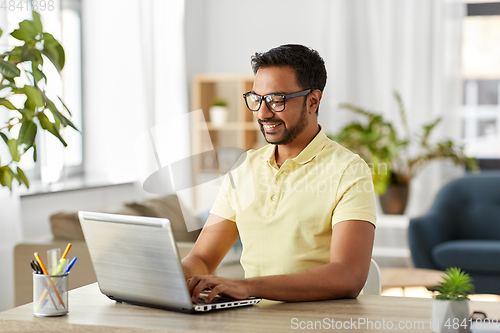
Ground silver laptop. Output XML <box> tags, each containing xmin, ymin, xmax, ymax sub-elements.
<box><xmin>78</xmin><ymin>211</ymin><xmax>261</xmax><ymax>313</ymax></box>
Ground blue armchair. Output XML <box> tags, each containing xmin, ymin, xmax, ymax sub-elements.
<box><xmin>408</xmin><ymin>175</ymin><xmax>500</xmax><ymax>294</ymax></box>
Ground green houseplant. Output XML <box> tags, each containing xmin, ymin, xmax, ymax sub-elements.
<box><xmin>212</xmin><ymin>98</ymin><xmax>228</xmax><ymax>107</ymax></box>
<box><xmin>329</xmin><ymin>92</ymin><xmax>478</xmax><ymax>213</ymax></box>
<box><xmin>432</xmin><ymin>267</ymin><xmax>474</xmax><ymax>333</ymax></box>
<box><xmin>0</xmin><ymin>11</ymin><xmax>77</xmax><ymax>191</ymax></box>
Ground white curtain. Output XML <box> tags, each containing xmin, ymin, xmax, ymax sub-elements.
<box><xmin>136</xmin><ymin>0</ymin><xmax>193</xmax><ymax>207</ymax></box>
<box><xmin>0</xmin><ymin>9</ymin><xmax>23</xmax><ymax>312</ymax></box>
<box><xmin>322</xmin><ymin>0</ymin><xmax>466</xmax><ymax>217</ymax></box>
<box><xmin>82</xmin><ymin>0</ymin><xmax>189</xmax><ymax>187</ymax></box>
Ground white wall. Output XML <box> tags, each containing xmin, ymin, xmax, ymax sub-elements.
<box><xmin>187</xmin><ymin>0</ymin><xmax>329</xmax><ymax>73</ymax></box>
<box><xmin>0</xmin><ymin>190</ymin><xmax>22</xmax><ymax>312</ymax></box>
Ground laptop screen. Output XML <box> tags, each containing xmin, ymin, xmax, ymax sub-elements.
<box><xmin>79</xmin><ymin>211</ymin><xmax>193</xmax><ymax>310</ymax></box>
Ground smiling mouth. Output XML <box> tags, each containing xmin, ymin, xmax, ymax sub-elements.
<box><xmin>261</xmin><ymin>123</ymin><xmax>283</xmax><ymax>131</ymax></box>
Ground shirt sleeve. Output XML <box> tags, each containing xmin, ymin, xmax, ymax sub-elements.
<box><xmin>209</xmin><ymin>173</ymin><xmax>237</xmax><ymax>222</ymax></box>
<box><xmin>332</xmin><ymin>158</ymin><xmax>377</xmax><ymax>227</ymax></box>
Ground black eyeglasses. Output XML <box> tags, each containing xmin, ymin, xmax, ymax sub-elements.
<box><xmin>243</xmin><ymin>89</ymin><xmax>312</xmax><ymax>112</ymax></box>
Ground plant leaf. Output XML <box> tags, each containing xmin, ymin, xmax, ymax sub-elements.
<box><xmin>0</xmin><ymin>166</ymin><xmax>15</xmax><ymax>190</ymax></box>
<box><xmin>18</xmin><ymin>18</ymin><xmax>39</xmax><ymax>39</ymax></box>
<box><xmin>10</xmin><ymin>27</ymin><xmax>34</xmax><ymax>42</ymax></box>
<box><xmin>39</xmin><ymin>90</ymin><xmax>78</xmax><ymax>131</ymax></box>
<box><xmin>0</xmin><ymin>132</ymin><xmax>8</xmax><ymax>144</ymax></box>
<box><xmin>19</xmin><ymin>44</ymin><xmax>39</xmax><ymax>62</ymax></box>
<box><xmin>421</xmin><ymin>118</ymin><xmax>441</xmax><ymax>147</ymax></box>
<box><xmin>0</xmin><ymin>60</ymin><xmax>21</xmax><ymax>78</ymax></box>
<box><xmin>22</xmin><ymin>85</ymin><xmax>44</xmax><ymax>109</ymax></box>
<box><xmin>0</xmin><ymin>98</ymin><xmax>17</xmax><ymax>110</ymax></box>
<box><xmin>57</xmin><ymin>96</ymin><xmax>73</xmax><ymax>117</ymax></box>
<box><xmin>32</xmin><ymin>11</ymin><xmax>43</xmax><ymax>33</ymax></box>
<box><xmin>19</xmin><ymin>108</ymin><xmax>35</xmax><ymax>120</ymax></box>
<box><xmin>33</xmin><ymin>142</ymin><xmax>37</xmax><ymax>162</ymax></box>
<box><xmin>17</xmin><ymin>120</ymin><xmax>37</xmax><ymax>155</ymax></box>
<box><xmin>37</xmin><ymin>111</ymin><xmax>68</xmax><ymax>147</ymax></box>
<box><xmin>17</xmin><ymin>166</ymin><xmax>29</xmax><ymax>188</ymax></box>
<box><xmin>393</xmin><ymin>91</ymin><xmax>411</xmax><ymax>142</ymax></box>
<box><xmin>42</xmin><ymin>33</ymin><xmax>65</xmax><ymax>71</ymax></box>
<box><xmin>7</xmin><ymin>139</ymin><xmax>20</xmax><ymax>162</ymax></box>
<box><xmin>31</xmin><ymin>67</ymin><xmax>46</xmax><ymax>84</ymax></box>
<box><xmin>46</xmin><ymin>100</ymin><xmax>79</xmax><ymax>132</ymax></box>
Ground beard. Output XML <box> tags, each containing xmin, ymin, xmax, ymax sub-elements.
<box><xmin>259</xmin><ymin>100</ymin><xmax>309</xmax><ymax>145</ymax></box>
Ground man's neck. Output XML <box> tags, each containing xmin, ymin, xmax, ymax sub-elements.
<box><xmin>275</xmin><ymin>125</ymin><xmax>320</xmax><ymax>167</ymax></box>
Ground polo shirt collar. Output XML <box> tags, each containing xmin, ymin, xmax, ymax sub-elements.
<box><xmin>261</xmin><ymin>126</ymin><xmax>328</xmax><ymax>165</ymax></box>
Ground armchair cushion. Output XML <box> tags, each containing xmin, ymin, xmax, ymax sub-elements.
<box><xmin>50</xmin><ymin>212</ymin><xmax>85</xmax><ymax>240</ymax></box>
<box><xmin>432</xmin><ymin>240</ymin><xmax>500</xmax><ymax>274</ymax></box>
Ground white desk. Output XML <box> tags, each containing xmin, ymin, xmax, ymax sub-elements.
<box><xmin>2</xmin><ymin>283</ymin><xmax>500</xmax><ymax>332</ymax></box>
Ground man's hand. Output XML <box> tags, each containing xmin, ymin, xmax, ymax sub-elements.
<box><xmin>185</xmin><ymin>219</ymin><xmax>375</xmax><ymax>302</ymax></box>
<box><xmin>188</xmin><ymin>275</ymin><xmax>250</xmax><ymax>303</ymax></box>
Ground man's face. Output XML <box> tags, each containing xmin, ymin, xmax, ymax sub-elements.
<box><xmin>252</xmin><ymin>66</ymin><xmax>310</xmax><ymax>145</ymax></box>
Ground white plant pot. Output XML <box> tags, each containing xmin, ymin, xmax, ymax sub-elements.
<box><xmin>431</xmin><ymin>299</ymin><xmax>470</xmax><ymax>333</ymax></box>
<box><xmin>209</xmin><ymin>106</ymin><xmax>228</xmax><ymax>126</ymax></box>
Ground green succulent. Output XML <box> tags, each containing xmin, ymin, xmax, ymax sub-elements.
<box><xmin>435</xmin><ymin>267</ymin><xmax>474</xmax><ymax>301</ymax></box>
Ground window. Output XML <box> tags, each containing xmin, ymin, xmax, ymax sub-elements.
<box><xmin>462</xmin><ymin>2</ymin><xmax>500</xmax><ymax>161</ymax></box>
<box><xmin>2</xmin><ymin>0</ymin><xmax>83</xmax><ymax>186</ymax></box>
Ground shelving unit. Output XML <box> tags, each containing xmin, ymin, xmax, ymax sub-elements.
<box><xmin>191</xmin><ymin>74</ymin><xmax>263</xmax><ymax>209</ymax></box>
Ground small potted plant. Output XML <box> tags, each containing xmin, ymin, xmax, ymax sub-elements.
<box><xmin>431</xmin><ymin>267</ymin><xmax>474</xmax><ymax>333</ymax></box>
<box><xmin>209</xmin><ymin>98</ymin><xmax>228</xmax><ymax>127</ymax></box>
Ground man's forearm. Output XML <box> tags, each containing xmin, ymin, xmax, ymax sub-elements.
<box><xmin>244</xmin><ymin>262</ymin><xmax>365</xmax><ymax>302</ymax></box>
<box><xmin>181</xmin><ymin>254</ymin><xmax>211</xmax><ymax>279</ymax></box>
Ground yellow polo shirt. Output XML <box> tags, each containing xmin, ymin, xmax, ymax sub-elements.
<box><xmin>210</xmin><ymin>128</ymin><xmax>376</xmax><ymax>278</ymax></box>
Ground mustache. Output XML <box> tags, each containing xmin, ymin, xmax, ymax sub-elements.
<box><xmin>258</xmin><ymin>119</ymin><xmax>284</xmax><ymax>125</ymax></box>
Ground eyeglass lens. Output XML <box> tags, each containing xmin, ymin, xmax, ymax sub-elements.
<box><xmin>246</xmin><ymin>94</ymin><xmax>285</xmax><ymax>112</ymax></box>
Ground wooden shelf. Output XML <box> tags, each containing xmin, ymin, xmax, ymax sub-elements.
<box><xmin>191</xmin><ymin>74</ymin><xmax>259</xmax><ymax>209</ymax></box>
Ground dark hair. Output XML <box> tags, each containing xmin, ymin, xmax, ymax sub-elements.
<box><xmin>251</xmin><ymin>44</ymin><xmax>327</xmax><ymax>114</ymax></box>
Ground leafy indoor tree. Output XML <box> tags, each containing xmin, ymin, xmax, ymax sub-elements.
<box><xmin>0</xmin><ymin>11</ymin><xmax>78</xmax><ymax>191</ymax></box>
<box><xmin>329</xmin><ymin>92</ymin><xmax>478</xmax><ymax>195</ymax></box>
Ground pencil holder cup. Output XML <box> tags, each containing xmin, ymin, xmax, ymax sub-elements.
<box><xmin>33</xmin><ymin>272</ymin><xmax>69</xmax><ymax>317</ymax></box>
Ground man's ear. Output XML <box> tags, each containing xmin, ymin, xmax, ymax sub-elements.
<box><xmin>308</xmin><ymin>89</ymin><xmax>322</xmax><ymax>114</ymax></box>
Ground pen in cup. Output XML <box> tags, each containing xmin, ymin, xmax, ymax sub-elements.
<box><xmin>41</xmin><ymin>257</ymin><xmax>77</xmax><ymax>309</ymax></box>
<box><xmin>34</xmin><ymin>252</ymin><xmax>65</xmax><ymax>308</ymax></box>
<box><xmin>53</xmin><ymin>243</ymin><xmax>72</xmax><ymax>276</ymax></box>
<box><xmin>35</xmin><ymin>244</ymin><xmax>72</xmax><ymax>311</ymax></box>
<box><xmin>30</xmin><ymin>260</ymin><xmax>58</xmax><ymax>309</ymax></box>
<box><xmin>47</xmin><ymin>248</ymin><xmax>61</xmax><ymax>275</ymax></box>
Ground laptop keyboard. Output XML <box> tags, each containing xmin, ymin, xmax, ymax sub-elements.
<box><xmin>195</xmin><ymin>295</ymin><xmax>235</xmax><ymax>305</ymax></box>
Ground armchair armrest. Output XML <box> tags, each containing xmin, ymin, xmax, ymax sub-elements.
<box><xmin>408</xmin><ymin>213</ymin><xmax>454</xmax><ymax>270</ymax></box>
